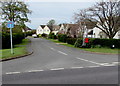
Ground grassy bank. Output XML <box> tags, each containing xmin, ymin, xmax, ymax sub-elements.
<box><xmin>0</xmin><ymin>39</ymin><xmax>30</xmax><ymax>60</ymax></box>
<box><xmin>48</xmin><ymin>38</ymin><xmax>119</xmax><ymax>54</ymax></box>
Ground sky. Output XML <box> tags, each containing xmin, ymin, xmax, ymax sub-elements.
<box><xmin>24</xmin><ymin>0</ymin><xmax>98</xmax><ymax>29</ymax></box>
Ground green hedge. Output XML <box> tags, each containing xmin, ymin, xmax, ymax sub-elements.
<box><xmin>2</xmin><ymin>32</ymin><xmax>25</xmax><ymax>49</ymax></box>
<box><xmin>66</xmin><ymin>38</ymin><xmax>120</xmax><ymax>48</ymax></box>
<box><xmin>90</xmin><ymin>38</ymin><xmax>120</xmax><ymax>48</ymax></box>
<box><xmin>58</xmin><ymin>34</ymin><xmax>67</xmax><ymax>43</ymax></box>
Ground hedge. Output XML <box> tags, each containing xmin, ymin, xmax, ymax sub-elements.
<box><xmin>58</xmin><ymin>34</ymin><xmax>67</xmax><ymax>43</ymax></box>
<box><xmin>2</xmin><ymin>32</ymin><xmax>25</xmax><ymax>49</ymax></box>
<box><xmin>66</xmin><ymin>38</ymin><xmax>120</xmax><ymax>48</ymax></box>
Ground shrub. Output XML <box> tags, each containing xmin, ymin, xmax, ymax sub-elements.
<box><xmin>2</xmin><ymin>32</ymin><xmax>25</xmax><ymax>49</ymax></box>
<box><xmin>58</xmin><ymin>34</ymin><xmax>67</xmax><ymax>43</ymax></box>
<box><xmin>41</xmin><ymin>33</ymin><xmax>48</xmax><ymax>37</ymax></box>
<box><xmin>74</xmin><ymin>38</ymin><xmax>83</xmax><ymax>47</ymax></box>
<box><xmin>66</xmin><ymin>38</ymin><xmax>77</xmax><ymax>45</ymax></box>
<box><xmin>89</xmin><ymin>38</ymin><xmax>120</xmax><ymax>48</ymax></box>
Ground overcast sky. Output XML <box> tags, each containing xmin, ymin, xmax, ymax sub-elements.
<box><xmin>25</xmin><ymin>0</ymin><xmax>98</xmax><ymax>29</ymax></box>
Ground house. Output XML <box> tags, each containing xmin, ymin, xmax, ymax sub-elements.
<box><xmin>43</xmin><ymin>25</ymin><xmax>51</xmax><ymax>35</ymax></box>
<box><xmin>52</xmin><ymin>25</ymin><xmax>60</xmax><ymax>35</ymax></box>
<box><xmin>65</xmin><ymin>24</ymin><xmax>80</xmax><ymax>38</ymax></box>
<box><xmin>78</xmin><ymin>21</ymin><xmax>97</xmax><ymax>38</ymax></box>
<box><xmin>36</xmin><ymin>25</ymin><xmax>51</xmax><ymax>35</ymax></box>
<box><xmin>58</xmin><ymin>24</ymin><xmax>68</xmax><ymax>34</ymax></box>
<box><xmin>36</xmin><ymin>25</ymin><xmax>44</xmax><ymax>35</ymax></box>
<box><xmin>93</xmin><ymin>23</ymin><xmax>120</xmax><ymax>39</ymax></box>
<box><xmin>22</xmin><ymin>26</ymin><xmax>32</xmax><ymax>32</ymax></box>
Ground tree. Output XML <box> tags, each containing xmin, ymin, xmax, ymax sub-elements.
<box><xmin>87</xmin><ymin>0</ymin><xmax>120</xmax><ymax>39</ymax></box>
<box><xmin>1</xmin><ymin>0</ymin><xmax>31</xmax><ymax>28</ymax></box>
<box><xmin>47</xmin><ymin>19</ymin><xmax>55</xmax><ymax>31</ymax></box>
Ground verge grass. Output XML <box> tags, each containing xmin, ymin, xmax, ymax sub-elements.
<box><xmin>0</xmin><ymin>39</ymin><xmax>30</xmax><ymax>59</ymax></box>
<box><xmin>49</xmin><ymin>38</ymin><xmax>119</xmax><ymax>54</ymax></box>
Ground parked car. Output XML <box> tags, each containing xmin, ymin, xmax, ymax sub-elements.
<box><xmin>32</xmin><ymin>34</ymin><xmax>37</xmax><ymax>38</ymax></box>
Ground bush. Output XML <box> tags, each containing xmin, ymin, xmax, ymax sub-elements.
<box><xmin>66</xmin><ymin>38</ymin><xmax>77</xmax><ymax>45</ymax></box>
<box><xmin>41</xmin><ymin>33</ymin><xmax>48</xmax><ymax>37</ymax></box>
<box><xmin>74</xmin><ymin>38</ymin><xmax>83</xmax><ymax>47</ymax></box>
<box><xmin>58</xmin><ymin>34</ymin><xmax>67</xmax><ymax>43</ymax></box>
<box><xmin>2</xmin><ymin>32</ymin><xmax>25</xmax><ymax>49</ymax></box>
<box><xmin>2</xmin><ymin>32</ymin><xmax>11</xmax><ymax>49</ymax></box>
<box><xmin>66</xmin><ymin>38</ymin><xmax>120</xmax><ymax>49</ymax></box>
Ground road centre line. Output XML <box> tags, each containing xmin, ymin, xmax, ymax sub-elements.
<box><xmin>6</xmin><ymin>72</ymin><xmax>21</xmax><ymax>75</ymax></box>
<box><xmin>58</xmin><ymin>51</ymin><xmax>68</xmax><ymax>55</ymax></box>
<box><xmin>50</xmin><ymin>68</ymin><xmax>64</xmax><ymax>71</ymax></box>
<box><xmin>27</xmin><ymin>70</ymin><xmax>44</xmax><ymax>72</ymax></box>
<box><xmin>50</xmin><ymin>47</ymin><xmax>56</xmax><ymax>51</ymax></box>
<box><xmin>87</xmin><ymin>66</ymin><xmax>101</xmax><ymax>68</ymax></box>
<box><xmin>76</xmin><ymin>57</ymin><xmax>103</xmax><ymax>66</ymax></box>
<box><xmin>71</xmin><ymin>67</ymin><xmax>84</xmax><ymax>69</ymax></box>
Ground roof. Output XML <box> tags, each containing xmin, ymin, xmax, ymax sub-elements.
<box><xmin>40</xmin><ymin>25</ymin><xmax>46</xmax><ymax>28</ymax></box>
<box><xmin>79</xmin><ymin>21</ymin><xmax>97</xmax><ymax>29</ymax></box>
<box><xmin>23</xmin><ymin>26</ymin><xmax>32</xmax><ymax>31</ymax></box>
<box><xmin>53</xmin><ymin>25</ymin><xmax>60</xmax><ymax>30</ymax></box>
<box><xmin>67</xmin><ymin>24</ymin><xmax>79</xmax><ymax>31</ymax></box>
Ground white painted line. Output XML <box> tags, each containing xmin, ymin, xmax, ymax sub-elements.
<box><xmin>6</xmin><ymin>72</ymin><xmax>21</xmax><ymax>75</ymax></box>
<box><xmin>27</xmin><ymin>70</ymin><xmax>44</xmax><ymax>73</ymax></box>
<box><xmin>102</xmin><ymin>64</ymin><xmax>116</xmax><ymax>66</ymax></box>
<box><xmin>112</xmin><ymin>62</ymin><xmax>119</xmax><ymax>64</ymax></box>
<box><xmin>50</xmin><ymin>68</ymin><xmax>64</xmax><ymax>71</ymax></box>
<box><xmin>50</xmin><ymin>47</ymin><xmax>56</xmax><ymax>51</ymax></box>
<box><xmin>71</xmin><ymin>67</ymin><xmax>84</xmax><ymax>69</ymax></box>
<box><xmin>76</xmin><ymin>57</ymin><xmax>102</xmax><ymax>65</ymax></box>
<box><xmin>87</xmin><ymin>66</ymin><xmax>101</xmax><ymax>68</ymax></box>
<box><xmin>58</xmin><ymin>51</ymin><xmax>68</xmax><ymax>55</ymax></box>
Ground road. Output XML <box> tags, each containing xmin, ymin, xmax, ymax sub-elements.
<box><xmin>2</xmin><ymin>37</ymin><xmax>119</xmax><ymax>84</ymax></box>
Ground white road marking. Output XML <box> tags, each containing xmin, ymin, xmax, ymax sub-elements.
<box><xmin>27</xmin><ymin>70</ymin><xmax>44</xmax><ymax>72</ymax></box>
<box><xmin>50</xmin><ymin>47</ymin><xmax>56</xmax><ymax>51</ymax></box>
<box><xmin>87</xmin><ymin>66</ymin><xmax>101</xmax><ymax>68</ymax></box>
<box><xmin>71</xmin><ymin>67</ymin><xmax>84</xmax><ymax>69</ymax></box>
<box><xmin>76</xmin><ymin>57</ymin><xmax>102</xmax><ymax>65</ymax></box>
<box><xmin>112</xmin><ymin>62</ymin><xmax>119</xmax><ymax>64</ymax></box>
<box><xmin>58</xmin><ymin>51</ymin><xmax>68</xmax><ymax>55</ymax></box>
<box><xmin>50</xmin><ymin>68</ymin><xmax>64</xmax><ymax>71</ymax></box>
<box><xmin>6</xmin><ymin>72</ymin><xmax>21</xmax><ymax>75</ymax></box>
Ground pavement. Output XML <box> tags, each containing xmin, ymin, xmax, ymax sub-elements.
<box><xmin>2</xmin><ymin>37</ymin><xmax>119</xmax><ymax>84</ymax></box>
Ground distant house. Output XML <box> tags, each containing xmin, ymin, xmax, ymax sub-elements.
<box><xmin>36</xmin><ymin>25</ymin><xmax>51</xmax><ymax>35</ymax></box>
<box><xmin>22</xmin><ymin>26</ymin><xmax>32</xmax><ymax>32</ymax></box>
<box><xmin>58</xmin><ymin>24</ymin><xmax>68</xmax><ymax>34</ymax></box>
<box><xmin>93</xmin><ymin>23</ymin><xmax>120</xmax><ymax>39</ymax></box>
<box><xmin>43</xmin><ymin>25</ymin><xmax>51</xmax><ymax>35</ymax></box>
<box><xmin>52</xmin><ymin>25</ymin><xmax>60</xmax><ymax>35</ymax></box>
<box><xmin>65</xmin><ymin>24</ymin><xmax>80</xmax><ymax>38</ymax></box>
<box><xmin>36</xmin><ymin>26</ymin><xmax>44</xmax><ymax>35</ymax></box>
<box><xmin>93</xmin><ymin>27</ymin><xmax>120</xmax><ymax>39</ymax></box>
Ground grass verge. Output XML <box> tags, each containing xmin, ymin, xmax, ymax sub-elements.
<box><xmin>48</xmin><ymin>38</ymin><xmax>119</xmax><ymax>54</ymax></box>
<box><xmin>0</xmin><ymin>39</ymin><xmax>30</xmax><ymax>60</ymax></box>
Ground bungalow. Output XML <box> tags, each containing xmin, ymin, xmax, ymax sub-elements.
<box><xmin>93</xmin><ymin>23</ymin><xmax>120</xmax><ymax>39</ymax></box>
<box><xmin>93</xmin><ymin>27</ymin><xmax>120</xmax><ymax>39</ymax></box>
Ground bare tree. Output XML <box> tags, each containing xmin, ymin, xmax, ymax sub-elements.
<box><xmin>74</xmin><ymin>9</ymin><xmax>89</xmax><ymax>38</ymax></box>
<box><xmin>87</xmin><ymin>0</ymin><xmax>120</xmax><ymax>39</ymax></box>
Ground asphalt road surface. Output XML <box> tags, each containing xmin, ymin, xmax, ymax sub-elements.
<box><xmin>2</xmin><ymin>37</ymin><xmax>119</xmax><ymax>84</ymax></box>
